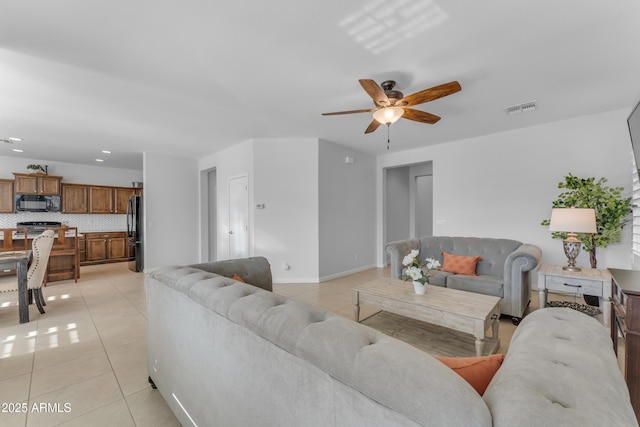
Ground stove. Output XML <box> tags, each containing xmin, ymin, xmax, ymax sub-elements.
<box><xmin>16</xmin><ymin>221</ymin><xmax>62</xmax><ymax>234</ymax></box>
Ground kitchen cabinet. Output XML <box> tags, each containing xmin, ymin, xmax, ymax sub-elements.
<box><xmin>0</xmin><ymin>179</ymin><xmax>13</xmax><ymax>213</ymax></box>
<box><xmin>62</xmin><ymin>184</ymin><xmax>139</xmax><ymax>214</ymax></box>
<box><xmin>115</xmin><ymin>187</ymin><xmax>135</xmax><ymax>213</ymax></box>
<box><xmin>89</xmin><ymin>186</ymin><xmax>114</xmax><ymax>213</ymax></box>
<box><xmin>84</xmin><ymin>232</ymin><xmax>129</xmax><ymax>264</ymax></box>
<box><xmin>13</xmin><ymin>173</ymin><xmax>62</xmax><ymax>195</ymax></box>
<box><xmin>62</xmin><ymin>184</ymin><xmax>88</xmax><ymax>213</ymax></box>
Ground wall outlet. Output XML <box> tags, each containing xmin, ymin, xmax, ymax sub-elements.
<box><xmin>281</xmin><ymin>261</ymin><xmax>291</xmax><ymax>270</ymax></box>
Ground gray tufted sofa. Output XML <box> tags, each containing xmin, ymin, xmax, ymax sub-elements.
<box><xmin>386</xmin><ymin>236</ymin><xmax>542</xmax><ymax>322</ymax></box>
<box><xmin>146</xmin><ymin>259</ymin><xmax>636</xmax><ymax>427</ymax></box>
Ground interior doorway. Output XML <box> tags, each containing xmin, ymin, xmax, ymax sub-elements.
<box><xmin>415</xmin><ymin>174</ymin><xmax>433</xmax><ymax>237</ymax></box>
<box><xmin>384</xmin><ymin>161</ymin><xmax>433</xmax><ymax>261</ymax></box>
<box><xmin>228</xmin><ymin>175</ymin><xmax>249</xmax><ymax>258</ymax></box>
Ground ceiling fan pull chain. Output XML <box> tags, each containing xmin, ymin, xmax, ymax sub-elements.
<box><xmin>387</xmin><ymin>124</ymin><xmax>391</xmax><ymax>150</ymax></box>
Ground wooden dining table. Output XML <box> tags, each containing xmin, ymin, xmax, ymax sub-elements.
<box><xmin>0</xmin><ymin>250</ymin><xmax>32</xmax><ymax>323</ymax></box>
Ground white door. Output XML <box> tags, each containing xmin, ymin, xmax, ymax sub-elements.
<box><xmin>208</xmin><ymin>169</ymin><xmax>217</xmax><ymax>261</ymax></box>
<box><xmin>228</xmin><ymin>175</ymin><xmax>249</xmax><ymax>258</ymax></box>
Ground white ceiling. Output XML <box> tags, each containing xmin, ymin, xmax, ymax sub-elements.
<box><xmin>1</xmin><ymin>0</ymin><xmax>640</xmax><ymax>171</ymax></box>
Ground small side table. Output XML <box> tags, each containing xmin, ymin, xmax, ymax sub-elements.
<box><xmin>537</xmin><ymin>264</ymin><xmax>611</xmax><ymax>327</ymax></box>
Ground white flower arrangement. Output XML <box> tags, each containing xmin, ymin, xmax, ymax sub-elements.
<box><xmin>400</xmin><ymin>250</ymin><xmax>441</xmax><ymax>285</ymax></box>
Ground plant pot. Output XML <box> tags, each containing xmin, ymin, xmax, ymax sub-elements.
<box><xmin>412</xmin><ymin>281</ymin><xmax>426</xmax><ymax>295</ymax></box>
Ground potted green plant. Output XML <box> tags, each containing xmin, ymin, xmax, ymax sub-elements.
<box><xmin>26</xmin><ymin>164</ymin><xmax>45</xmax><ymax>174</ymax></box>
<box><xmin>541</xmin><ymin>174</ymin><xmax>633</xmax><ymax>304</ymax></box>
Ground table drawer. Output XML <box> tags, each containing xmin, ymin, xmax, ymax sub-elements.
<box><xmin>545</xmin><ymin>276</ymin><xmax>603</xmax><ymax>296</ymax></box>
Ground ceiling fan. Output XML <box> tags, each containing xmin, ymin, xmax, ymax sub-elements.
<box><xmin>322</xmin><ymin>79</ymin><xmax>461</xmax><ymax>134</ymax></box>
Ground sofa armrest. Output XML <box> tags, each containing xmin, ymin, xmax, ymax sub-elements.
<box><xmin>502</xmin><ymin>244</ymin><xmax>542</xmax><ymax>318</ymax></box>
<box><xmin>189</xmin><ymin>256</ymin><xmax>273</xmax><ymax>291</ymax></box>
<box><xmin>386</xmin><ymin>238</ymin><xmax>420</xmax><ymax>279</ymax></box>
<box><xmin>483</xmin><ymin>308</ymin><xmax>637</xmax><ymax>426</ymax></box>
<box><xmin>505</xmin><ymin>244</ymin><xmax>542</xmax><ymax>274</ymax></box>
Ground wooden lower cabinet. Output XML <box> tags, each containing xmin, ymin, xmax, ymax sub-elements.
<box><xmin>610</xmin><ymin>268</ymin><xmax>640</xmax><ymax>421</ymax></box>
<box><xmin>83</xmin><ymin>232</ymin><xmax>131</xmax><ymax>264</ymax></box>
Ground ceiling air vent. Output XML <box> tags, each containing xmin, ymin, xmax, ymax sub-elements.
<box><xmin>504</xmin><ymin>101</ymin><xmax>537</xmax><ymax>115</ymax></box>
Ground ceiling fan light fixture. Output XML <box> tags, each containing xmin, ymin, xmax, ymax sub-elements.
<box><xmin>373</xmin><ymin>106</ymin><xmax>404</xmax><ymax>124</ymax></box>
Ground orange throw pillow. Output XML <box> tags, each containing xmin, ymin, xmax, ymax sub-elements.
<box><xmin>232</xmin><ymin>274</ymin><xmax>245</xmax><ymax>283</ymax></box>
<box><xmin>436</xmin><ymin>354</ymin><xmax>505</xmax><ymax>395</ymax></box>
<box><xmin>440</xmin><ymin>252</ymin><xmax>481</xmax><ymax>276</ymax></box>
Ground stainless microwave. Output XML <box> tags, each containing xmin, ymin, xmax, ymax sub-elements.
<box><xmin>15</xmin><ymin>194</ymin><xmax>61</xmax><ymax>212</ymax></box>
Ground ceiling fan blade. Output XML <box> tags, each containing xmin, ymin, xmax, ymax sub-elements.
<box><xmin>401</xmin><ymin>81</ymin><xmax>461</xmax><ymax>107</ymax></box>
<box><xmin>359</xmin><ymin>79</ymin><xmax>390</xmax><ymax>107</ymax></box>
<box><xmin>364</xmin><ymin>119</ymin><xmax>382</xmax><ymax>134</ymax></box>
<box><xmin>321</xmin><ymin>108</ymin><xmax>375</xmax><ymax>116</ymax></box>
<box><xmin>402</xmin><ymin>108</ymin><xmax>441</xmax><ymax>124</ymax></box>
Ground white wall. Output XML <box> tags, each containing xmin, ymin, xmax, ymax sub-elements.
<box><xmin>143</xmin><ymin>152</ymin><xmax>199</xmax><ymax>271</ymax></box>
<box><xmin>318</xmin><ymin>140</ymin><xmax>376</xmax><ymax>280</ymax></box>
<box><xmin>377</xmin><ymin>108</ymin><xmax>634</xmax><ymax>273</ymax></box>
<box><xmin>200</xmin><ymin>140</ymin><xmax>254</xmax><ymax>261</ymax></box>
<box><xmin>254</xmin><ymin>138</ymin><xmax>319</xmax><ymax>282</ymax></box>
<box><xmin>199</xmin><ymin>138</ymin><xmax>377</xmax><ymax>283</ymax></box>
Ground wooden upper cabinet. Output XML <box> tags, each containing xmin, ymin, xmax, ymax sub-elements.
<box><xmin>0</xmin><ymin>179</ymin><xmax>14</xmax><ymax>213</ymax></box>
<box><xmin>40</xmin><ymin>176</ymin><xmax>61</xmax><ymax>194</ymax></box>
<box><xmin>114</xmin><ymin>187</ymin><xmax>135</xmax><ymax>214</ymax></box>
<box><xmin>62</xmin><ymin>184</ymin><xmax>88</xmax><ymax>214</ymax></box>
<box><xmin>89</xmin><ymin>186</ymin><xmax>114</xmax><ymax>213</ymax></box>
<box><xmin>13</xmin><ymin>173</ymin><xmax>62</xmax><ymax>195</ymax></box>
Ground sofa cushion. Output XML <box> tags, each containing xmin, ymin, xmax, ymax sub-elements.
<box><xmin>426</xmin><ymin>270</ymin><xmax>452</xmax><ymax>287</ymax></box>
<box><xmin>436</xmin><ymin>354</ymin><xmax>505</xmax><ymax>395</ymax></box>
<box><xmin>450</xmin><ymin>237</ymin><xmax>522</xmax><ymax>277</ymax></box>
<box><xmin>441</xmin><ymin>252</ymin><xmax>481</xmax><ymax>276</ymax></box>
<box><xmin>446</xmin><ymin>275</ymin><xmax>504</xmax><ymax>298</ymax></box>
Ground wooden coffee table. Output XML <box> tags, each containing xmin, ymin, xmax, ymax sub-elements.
<box><xmin>353</xmin><ymin>278</ymin><xmax>501</xmax><ymax>357</ymax></box>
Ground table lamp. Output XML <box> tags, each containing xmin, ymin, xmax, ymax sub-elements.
<box><xmin>548</xmin><ymin>208</ymin><xmax>597</xmax><ymax>272</ymax></box>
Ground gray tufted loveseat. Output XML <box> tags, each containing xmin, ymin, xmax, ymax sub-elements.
<box><xmin>145</xmin><ymin>259</ymin><xmax>636</xmax><ymax>427</ymax></box>
<box><xmin>386</xmin><ymin>236</ymin><xmax>542</xmax><ymax>323</ymax></box>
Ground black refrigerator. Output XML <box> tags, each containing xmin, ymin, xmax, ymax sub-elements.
<box><xmin>127</xmin><ymin>195</ymin><xmax>144</xmax><ymax>272</ymax></box>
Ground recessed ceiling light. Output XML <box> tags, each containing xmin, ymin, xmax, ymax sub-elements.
<box><xmin>12</xmin><ymin>148</ymin><xmax>24</xmax><ymax>153</ymax></box>
<box><xmin>8</xmin><ymin>137</ymin><xmax>22</xmax><ymax>142</ymax></box>
<box><xmin>95</xmin><ymin>159</ymin><xmax>104</xmax><ymax>162</ymax></box>
<box><xmin>101</xmin><ymin>150</ymin><xmax>111</xmax><ymax>154</ymax></box>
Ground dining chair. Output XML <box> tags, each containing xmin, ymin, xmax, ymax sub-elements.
<box><xmin>27</xmin><ymin>230</ymin><xmax>55</xmax><ymax>314</ymax></box>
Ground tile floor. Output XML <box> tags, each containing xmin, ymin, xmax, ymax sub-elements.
<box><xmin>0</xmin><ymin>263</ymin><xmax>179</xmax><ymax>427</ymax></box>
<box><xmin>0</xmin><ymin>263</ymin><xmax>611</xmax><ymax>426</ymax></box>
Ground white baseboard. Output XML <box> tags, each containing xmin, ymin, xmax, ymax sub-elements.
<box><xmin>272</xmin><ymin>264</ymin><xmax>378</xmax><ymax>284</ymax></box>
<box><xmin>273</xmin><ymin>277</ymin><xmax>320</xmax><ymax>284</ymax></box>
<box><xmin>319</xmin><ymin>264</ymin><xmax>377</xmax><ymax>282</ymax></box>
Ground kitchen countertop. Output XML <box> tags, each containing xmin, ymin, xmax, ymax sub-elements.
<box><xmin>0</xmin><ymin>230</ymin><xmax>82</xmax><ymax>240</ymax></box>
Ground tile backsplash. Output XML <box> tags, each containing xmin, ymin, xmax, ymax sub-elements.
<box><xmin>0</xmin><ymin>212</ymin><xmax>127</xmax><ymax>232</ymax></box>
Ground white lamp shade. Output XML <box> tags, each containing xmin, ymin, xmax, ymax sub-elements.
<box><xmin>372</xmin><ymin>106</ymin><xmax>404</xmax><ymax>124</ymax></box>
<box><xmin>548</xmin><ymin>208</ymin><xmax>597</xmax><ymax>233</ymax></box>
